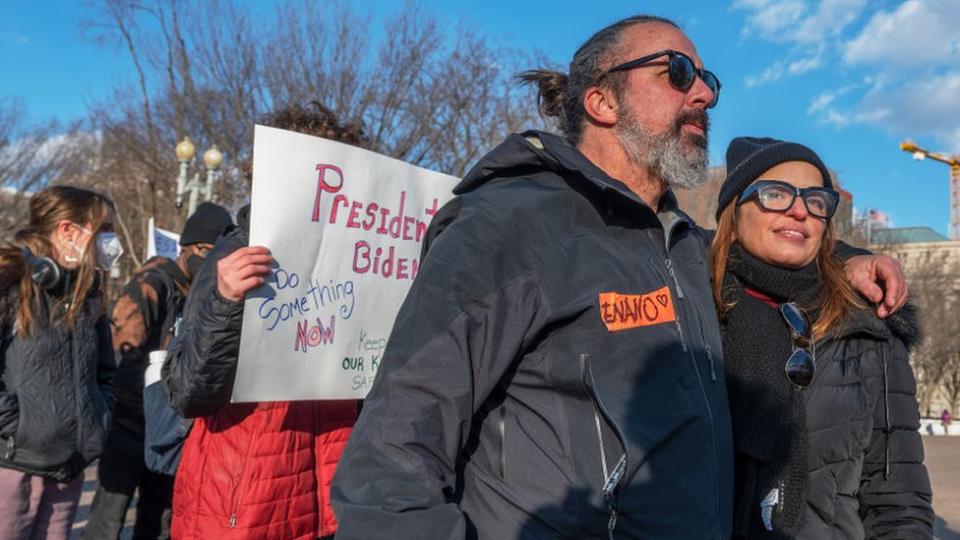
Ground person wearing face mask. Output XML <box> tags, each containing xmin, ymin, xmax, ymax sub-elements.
<box><xmin>0</xmin><ymin>185</ymin><xmax>118</xmax><ymax>540</ymax></box>
<box><xmin>711</xmin><ymin>137</ymin><xmax>932</xmax><ymax>538</ymax></box>
<box><xmin>84</xmin><ymin>202</ymin><xmax>231</xmax><ymax>540</ymax></box>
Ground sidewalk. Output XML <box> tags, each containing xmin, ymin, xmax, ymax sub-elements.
<box><xmin>925</xmin><ymin>436</ymin><xmax>960</xmax><ymax>540</ymax></box>
<box><xmin>69</xmin><ymin>465</ymin><xmax>135</xmax><ymax>540</ymax></box>
<box><xmin>921</xmin><ymin>417</ymin><xmax>960</xmax><ymax>436</ymax></box>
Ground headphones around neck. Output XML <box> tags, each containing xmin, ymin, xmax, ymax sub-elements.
<box><xmin>21</xmin><ymin>246</ymin><xmax>63</xmax><ymax>291</ymax></box>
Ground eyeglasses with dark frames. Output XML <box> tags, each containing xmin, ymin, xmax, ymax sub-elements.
<box><xmin>780</xmin><ymin>302</ymin><xmax>816</xmax><ymax>389</ymax></box>
<box><xmin>737</xmin><ymin>180</ymin><xmax>840</xmax><ymax>219</ymax></box>
<box><xmin>606</xmin><ymin>49</ymin><xmax>722</xmax><ymax>108</ymax></box>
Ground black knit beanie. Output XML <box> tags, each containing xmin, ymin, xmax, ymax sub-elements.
<box><xmin>179</xmin><ymin>202</ymin><xmax>233</xmax><ymax>246</ymax></box>
<box><xmin>716</xmin><ymin>137</ymin><xmax>833</xmax><ymax>221</ymax></box>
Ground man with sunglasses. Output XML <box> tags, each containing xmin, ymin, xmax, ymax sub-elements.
<box><xmin>332</xmin><ymin>15</ymin><xmax>908</xmax><ymax>540</ymax></box>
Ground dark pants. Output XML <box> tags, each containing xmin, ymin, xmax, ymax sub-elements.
<box><xmin>84</xmin><ymin>427</ymin><xmax>173</xmax><ymax>540</ymax></box>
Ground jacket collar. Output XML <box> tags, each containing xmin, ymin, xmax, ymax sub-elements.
<box><xmin>457</xmin><ymin>130</ymin><xmax>697</xmax><ymax>234</ymax></box>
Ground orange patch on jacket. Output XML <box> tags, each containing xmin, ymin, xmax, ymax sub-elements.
<box><xmin>599</xmin><ymin>287</ymin><xmax>677</xmax><ymax>332</ymax></box>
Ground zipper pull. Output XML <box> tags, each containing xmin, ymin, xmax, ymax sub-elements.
<box><xmin>675</xmin><ymin>318</ymin><xmax>689</xmax><ymax>352</ymax></box>
<box><xmin>603</xmin><ymin>455</ymin><xmax>626</xmax><ymax>539</ymax></box>
<box><xmin>228</xmin><ymin>514</ymin><xmax>238</xmax><ymax>528</ymax></box>
<box><xmin>665</xmin><ymin>258</ymin><xmax>685</xmax><ymax>299</ymax></box>
<box><xmin>607</xmin><ymin>507</ymin><xmax>619</xmax><ymax>540</ymax></box>
<box><xmin>706</xmin><ymin>345</ymin><xmax>717</xmax><ymax>382</ymax></box>
<box><xmin>4</xmin><ymin>436</ymin><xmax>14</xmax><ymax>460</ymax></box>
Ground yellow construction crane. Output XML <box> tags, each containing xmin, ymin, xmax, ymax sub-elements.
<box><xmin>900</xmin><ymin>139</ymin><xmax>960</xmax><ymax>240</ymax></box>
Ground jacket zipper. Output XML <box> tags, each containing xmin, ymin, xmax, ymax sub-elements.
<box><xmin>69</xmin><ymin>330</ymin><xmax>83</xmax><ymax>454</ymax></box>
<box><xmin>498</xmin><ymin>406</ymin><xmax>507</xmax><ymax>479</ymax></box>
<box><xmin>881</xmin><ymin>345</ymin><xmax>892</xmax><ymax>480</ymax></box>
<box><xmin>581</xmin><ymin>354</ymin><xmax>609</xmax><ymax>481</ymax></box>
<box><xmin>227</xmin><ymin>422</ymin><xmax>261</xmax><ymax>528</ymax></box>
<box><xmin>662</xmin><ymin>258</ymin><xmax>689</xmax><ymax>353</ymax></box>
<box><xmin>695</xmin><ymin>316</ymin><xmax>718</xmax><ymax>382</ymax></box>
<box><xmin>580</xmin><ymin>354</ymin><xmax>628</xmax><ymax>539</ymax></box>
<box><xmin>658</xmin><ymin>250</ymin><xmax>723</xmax><ymax>539</ymax></box>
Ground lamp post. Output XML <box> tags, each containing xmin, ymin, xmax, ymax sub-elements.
<box><xmin>175</xmin><ymin>136</ymin><xmax>223</xmax><ymax>215</ymax></box>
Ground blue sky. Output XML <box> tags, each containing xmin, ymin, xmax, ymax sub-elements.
<box><xmin>3</xmin><ymin>0</ymin><xmax>958</xmax><ymax>236</ymax></box>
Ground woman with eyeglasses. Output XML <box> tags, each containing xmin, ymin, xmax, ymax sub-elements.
<box><xmin>0</xmin><ymin>186</ymin><xmax>122</xmax><ymax>539</ymax></box>
<box><xmin>710</xmin><ymin>137</ymin><xmax>933</xmax><ymax>539</ymax></box>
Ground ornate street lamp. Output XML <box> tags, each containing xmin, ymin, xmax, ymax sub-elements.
<box><xmin>175</xmin><ymin>136</ymin><xmax>223</xmax><ymax>215</ymax></box>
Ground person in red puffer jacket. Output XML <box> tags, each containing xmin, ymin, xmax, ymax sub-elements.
<box><xmin>161</xmin><ymin>103</ymin><xmax>368</xmax><ymax>540</ymax></box>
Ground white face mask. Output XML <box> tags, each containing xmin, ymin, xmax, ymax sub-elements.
<box><xmin>94</xmin><ymin>232</ymin><xmax>124</xmax><ymax>271</ymax></box>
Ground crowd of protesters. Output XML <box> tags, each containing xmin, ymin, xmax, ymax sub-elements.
<box><xmin>0</xmin><ymin>12</ymin><xmax>935</xmax><ymax>540</ymax></box>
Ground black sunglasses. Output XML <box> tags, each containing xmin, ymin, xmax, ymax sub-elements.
<box><xmin>738</xmin><ymin>180</ymin><xmax>840</xmax><ymax>219</ymax></box>
<box><xmin>780</xmin><ymin>302</ymin><xmax>815</xmax><ymax>389</ymax></box>
<box><xmin>606</xmin><ymin>49</ymin><xmax>721</xmax><ymax>108</ymax></box>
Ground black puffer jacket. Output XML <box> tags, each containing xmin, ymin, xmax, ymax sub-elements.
<box><xmin>798</xmin><ymin>306</ymin><xmax>932</xmax><ymax>539</ymax></box>
<box><xmin>163</xmin><ymin>225</ymin><xmax>247</xmax><ymax>418</ymax></box>
<box><xmin>0</xmin><ymin>285</ymin><xmax>116</xmax><ymax>482</ymax></box>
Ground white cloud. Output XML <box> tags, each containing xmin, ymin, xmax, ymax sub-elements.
<box><xmin>812</xmin><ymin>71</ymin><xmax>960</xmax><ymax>152</ymax></box>
<box><xmin>787</xmin><ymin>54</ymin><xmax>821</xmax><ymax>74</ymax></box>
<box><xmin>792</xmin><ymin>0</ymin><xmax>867</xmax><ymax>44</ymax></box>
<box><xmin>824</xmin><ymin>110</ymin><xmax>850</xmax><ymax>127</ymax></box>
<box><xmin>735</xmin><ymin>0</ymin><xmax>866</xmax><ymax>85</ymax></box>
<box><xmin>735</xmin><ymin>0</ymin><xmax>867</xmax><ymax>44</ymax></box>
<box><xmin>807</xmin><ymin>91</ymin><xmax>836</xmax><ymax>114</ymax></box>
<box><xmin>844</xmin><ymin>0</ymin><xmax>960</xmax><ymax>66</ymax></box>
<box><xmin>745</xmin><ymin>61</ymin><xmax>785</xmax><ymax>87</ymax></box>
<box><xmin>736</xmin><ymin>0</ymin><xmax>806</xmax><ymax>41</ymax></box>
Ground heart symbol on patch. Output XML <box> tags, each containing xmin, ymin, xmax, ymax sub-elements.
<box><xmin>656</xmin><ymin>294</ymin><xmax>669</xmax><ymax>307</ymax></box>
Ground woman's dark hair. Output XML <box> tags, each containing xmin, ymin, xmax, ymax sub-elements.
<box><xmin>518</xmin><ymin>15</ymin><xmax>679</xmax><ymax>145</ymax></box>
<box><xmin>0</xmin><ymin>185</ymin><xmax>115</xmax><ymax>336</ymax></box>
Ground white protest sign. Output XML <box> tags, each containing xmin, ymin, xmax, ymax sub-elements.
<box><xmin>234</xmin><ymin>125</ymin><xmax>457</xmax><ymax>401</ymax></box>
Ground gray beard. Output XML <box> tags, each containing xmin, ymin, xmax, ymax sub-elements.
<box><xmin>616</xmin><ymin>110</ymin><xmax>709</xmax><ymax>190</ymax></box>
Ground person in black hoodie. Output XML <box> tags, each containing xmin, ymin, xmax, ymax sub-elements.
<box><xmin>0</xmin><ymin>186</ymin><xmax>119</xmax><ymax>540</ymax></box>
<box><xmin>711</xmin><ymin>137</ymin><xmax>933</xmax><ymax>539</ymax></box>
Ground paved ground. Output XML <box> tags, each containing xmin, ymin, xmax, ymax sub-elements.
<box><xmin>69</xmin><ymin>465</ymin><xmax>134</xmax><ymax>540</ymax></box>
<box><xmin>67</xmin><ymin>436</ymin><xmax>960</xmax><ymax>538</ymax></box>
<box><xmin>926</xmin><ymin>436</ymin><xmax>960</xmax><ymax>540</ymax></box>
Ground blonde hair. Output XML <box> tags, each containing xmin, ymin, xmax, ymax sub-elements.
<box><xmin>710</xmin><ymin>201</ymin><xmax>865</xmax><ymax>341</ymax></box>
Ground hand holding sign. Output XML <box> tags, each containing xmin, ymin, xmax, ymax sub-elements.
<box><xmin>218</xmin><ymin>246</ymin><xmax>274</xmax><ymax>302</ymax></box>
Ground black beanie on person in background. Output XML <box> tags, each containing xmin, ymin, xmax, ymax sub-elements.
<box><xmin>179</xmin><ymin>202</ymin><xmax>233</xmax><ymax>246</ymax></box>
<box><xmin>716</xmin><ymin>136</ymin><xmax>833</xmax><ymax>221</ymax></box>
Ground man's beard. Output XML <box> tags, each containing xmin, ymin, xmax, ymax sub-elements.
<box><xmin>616</xmin><ymin>106</ymin><xmax>710</xmax><ymax>190</ymax></box>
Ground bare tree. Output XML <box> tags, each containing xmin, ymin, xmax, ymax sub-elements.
<box><xmin>74</xmin><ymin>0</ymin><xmax>545</xmax><ymax>283</ymax></box>
<box><xmin>887</xmin><ymin>245</ymin><xmax>960</xmax><ymax>415</ymax></box>
<box><xmin>0</xmin><ymin>97</ymin><xmax>91</xmax><ymax>241</ymax></box>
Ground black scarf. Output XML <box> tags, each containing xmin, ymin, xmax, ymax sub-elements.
<box><xmin>722</xmin><ymin>243</ymin><xmax>821</xmax><ymax>538</ymax></box>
